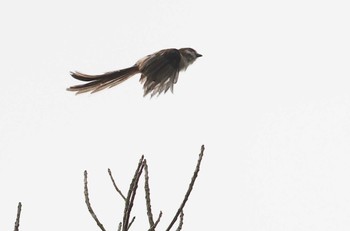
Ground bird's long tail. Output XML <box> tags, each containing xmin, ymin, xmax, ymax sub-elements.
<box><xmin>67</xmin><ymin>66</ymin><xmax>139</xmax><ymax>94</ymax></box>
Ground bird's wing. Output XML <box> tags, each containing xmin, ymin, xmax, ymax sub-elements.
<box><xmin>138</xmin><ymin>49</ymin><xmax>181</xmax><ymax>96</ymax></box>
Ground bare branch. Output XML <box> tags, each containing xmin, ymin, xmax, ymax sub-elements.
<box><xmin>127</xmin><ymin>216</ymin><xmax>136</xmax><ymax>230</ymax></box>
<box><xmin>84</xmin><ymin>170</ymin><xmax>107</xmax><ymax>231</ymax></box>
<box><xmin>175</xmin><ymin>211</ymin><xmax>184</xmax><ymax>231</ymax></box>
<box><xmin>13</xmin><ymin>202</ymin><xmax>22</xmax><ymax>231</ymax></box>
<box><xmin>108</xmin><ymin>168</ymin><xmax>126</xmax><ymax>201</ymax></box>
<box><xmin>122</xmin><ymin>155</ymin><xmax>145</xmax><ymax>231</ymax></box>
<box><xmin>166</xmin><ymin>145</ymin><xmax>205</xmax><ymax>231</ymax></box>
<box><xmin>125</xmin><ymin>164</ymin><xmax>144</xmax><ymax>230</ymax></box>
<box><xmin>82</xmin><ymin>146</ymin><xmax>204</xmax><ymax>231</ymax></box>
<box><xmin>148</xmin><ymin>211</ymin><xmax>162</xmax><ymax>231</ymax></box>
<box><xmin>144</xmin><ymin>160</ymin><xmax>155</xmax><ymax>229</ymax></box>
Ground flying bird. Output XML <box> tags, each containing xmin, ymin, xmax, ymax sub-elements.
<box><xmin>67</xmin><ymin>48</ymin><xmax>202</xmax><ymax>97</ymax></box>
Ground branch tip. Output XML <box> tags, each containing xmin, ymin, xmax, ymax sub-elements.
<box><xmin>108</xmin><ymin>168</ymin><xmax>127</xmax><ymax>201</ymax></box>
<box><xmin>14</xmin><ymin>202</ymin><xmax>22</xmax><ymax>231</ymax></box>
<box><xmin>165</xmin><ymin>145</ymin><xmax>205</xmax><ymax>231</ymax></box>
<box><xmin>83</xmin><ymin>170</ymin><xmax>106</xmax><ymax>231</ymax></box>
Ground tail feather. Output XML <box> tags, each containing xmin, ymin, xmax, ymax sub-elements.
<box><xmin>67</xmin><ymin>66</ymin><xmax>139</xmax><ymax>94</ymax></box>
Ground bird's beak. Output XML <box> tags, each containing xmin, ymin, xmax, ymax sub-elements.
<box><xmin>196</xmin><ymin>53</ymin><xmax>202</xmax><ymax>58</ymax></box>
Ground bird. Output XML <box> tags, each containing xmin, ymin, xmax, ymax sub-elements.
<box><xmin>67</xmin><ymin>48</ymin><xmax>202</xmax><ymax>97</ymax></box>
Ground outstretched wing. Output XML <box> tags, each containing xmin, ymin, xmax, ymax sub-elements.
<box><xmin>138</xmin><ymin>49</ymin><xmax>181</xmax><ymax>96</ymax></box>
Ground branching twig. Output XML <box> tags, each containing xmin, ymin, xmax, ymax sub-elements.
<box><xmin>13</xmin><ymin>202</ymin><xmax>22</xmax><ymax>231</ymax></box>
<box><xmin>83</xmin><ymin>145</ymin><xmax>205</xmax><ymax>231</ymax></box>
<box><xmin>108</xmin><ymin>168</ymin><xmax>127</xmax><ymax>201</ymax></box>
<box><xmin>84</xmin><ymin>170</ymin><xmax>106</xmax><ymax>231</ymax></box>
<box><xmin>175</xmin><ymin>211</ymin><xmax>184</xmax><ymax>231</ymax></box>
<box><xmin>127</xmin><ymin>216</ymin><xmax>136</xmax><ymax>230</ymax></box>
<box><xmin>144</xmin><ymin>160</ymin><xmax>155</xmax><ymax>229</ymax></box>
<box><xmin>122</xmin><ymin>155</ymin><xmax>145</xmax><ymax>231</ymax></box>
<box><xmin>166</xmin><ymin>145</ymin><xmax>205</xmax><ymax>231</ymax></box>
<box><xmin>148</xmin><ymin>211</ymin><xmax>162</xmax><ymax>231</ymax></box>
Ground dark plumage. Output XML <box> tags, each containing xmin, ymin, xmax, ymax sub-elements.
<box><xmin>67</xmin><ymin>48</ymin><xmax>202</xmax><ymax>96</ymax></box>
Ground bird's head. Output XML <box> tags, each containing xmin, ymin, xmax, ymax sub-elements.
<box><xmin>179</xmin><ymin>48</ymin><xmax>202</xmax><ymax>70</ymax></box>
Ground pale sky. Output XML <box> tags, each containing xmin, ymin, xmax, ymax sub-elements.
<box><xmin>1</xmin><ymin>0</ymin><xmax>350</xmax><ymax>230</ymax></box>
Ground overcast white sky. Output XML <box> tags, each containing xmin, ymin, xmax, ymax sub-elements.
<box><xmin>1</xmin><ymin>0</ymin><xmax>350</xmax><ymax>230</ymax></box>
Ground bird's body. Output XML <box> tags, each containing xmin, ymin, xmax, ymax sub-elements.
<box><xmin>67</xmin><ymin>48</ymin><xmax>202</xmax><ymax>97</ymax></box>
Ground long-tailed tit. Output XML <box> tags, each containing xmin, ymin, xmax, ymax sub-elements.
<box><xmin>67</xmin><ymin>48</ymin><xmax>202</xmax><ymax>97</ymax></box>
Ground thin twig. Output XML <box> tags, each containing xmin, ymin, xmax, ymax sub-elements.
<box><xmin>127</xmin><ymin>216</ymin><xmax>136</xmax><ymax>230</ymax></box>
<box><xmin>175</xmin><ymin>211</ymin><xmax>184</xmax><ymax>231</ymax></box>
<box><xmin>166</xmin><ymin>145</ymin><xmax>205</xmax><ymax>231</ymax></box>
<box><xmin>122</xmin><ymin>156</ymin><xmax>145</xmax><ymax>231</ymax></box>
<box><xmin>148</xmin><ymin>211</ymin><xmax>162</xmax><ymax>231</ymax></box>
<box><xmin>13</xmin><ymin>202</ymin><xmax>22</xmax><ymax>231</ymax></box>
<box><xmin>144</xmin><ymin>160</ymin><xmax>155</xmax><ymax>228</ymax></box>
<box><xmin>117</xmin><ymin>222</ymin><xmax>122</xmax><ymax>231</ymax></box>
<box><xmin>84</xmin><ymin>170</ymin><xmax>106</xmax><ymax>231</ymax></box>
<box><xmin>125</xmin><ymin>162</ymin><xmax>144</xmax><ymax>229</ymax></box>
<box><xmin>108</xmin><ymin>168</ymin><xmax>127</xmax><ymax>201</ymax></box>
